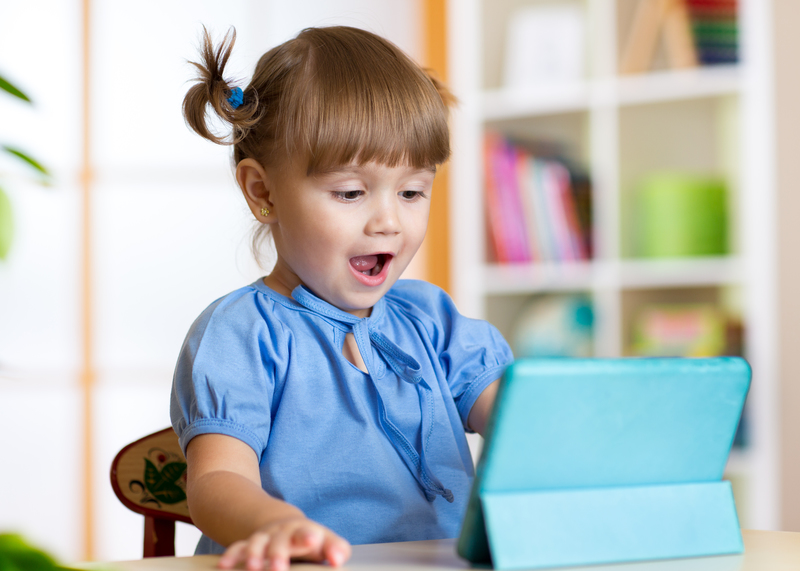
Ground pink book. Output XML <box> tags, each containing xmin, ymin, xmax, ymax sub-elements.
<box><xmin>496</xmin><ymin>139</ymin><xmax>531</xmax><ymax>263</ymax></box>
<box><xmin>483</xmin><ymin>133</ymin><xmax>508</xmax><ymax>263</ymax></box>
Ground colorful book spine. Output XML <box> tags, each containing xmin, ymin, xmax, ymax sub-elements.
<box><xmin>484</xmin><ymin>134</ymin><xmax>531</xmax><ymax>263</ymax></box>
<box><xmin>687</xmin><ymin>0</ymin><xmax>738</xmax><ymax>65</ymax></box>
<box><xmin>493</xmin><ymin>140</ymin><xmax>527</xmax><ymax>262</ymax></box>
<box><xmin>516</xmin><ymin>154</ymin><xmax>541</xmax><ymax>262</ymax></box>
<box><xmin>503</xmin><ymin>142</ymin><xmax>532</xmax><ymax>262</ymax></box>
<box><xmin>542</xmin><ymin>161</ymin><xmax>574</xmax><ymax>261</ymax></box>
<box><xmin>570</xmin><ymin>173</ymin><xmax>593</xmax><ymax>258</ymax></box>
<box><xmin>531</xmin><ymin>158</ymin><xmax>556</xmax><ymax>261</ymax></box>
<box><xmin>483</xmin><ymin>133</ymin><xmax>509</xmax><ymax>263</ymax></box>
<box><xmin>553</xmin><ymin>161</ymin><xmax>588</xmax><ymax>260</ymax></box>
<box><xmin>483</xmin><ymin>132</ymin><xmax>592</xmax><ymax>265</ymax></box>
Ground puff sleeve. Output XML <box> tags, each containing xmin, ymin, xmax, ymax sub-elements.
<box><xmin>389</xmin><ymin>281</ymin><xmax>514</xmax><ymax>430</ymax></box>
<box><xmin>170</xmin><ymin>290</ymin><xmax>282</xmax><ymax>459</ymax></box>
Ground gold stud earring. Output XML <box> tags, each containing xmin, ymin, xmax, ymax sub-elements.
<box><xmin>261</xmin><ymin>207</ymin><xmax>270</xmax><ymax>217</ymax></box>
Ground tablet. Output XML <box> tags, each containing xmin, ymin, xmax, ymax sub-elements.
<box><xmin>457</xmin><ymin>356</ymin><xmax>751</xmax><ymax>564</ymax></box>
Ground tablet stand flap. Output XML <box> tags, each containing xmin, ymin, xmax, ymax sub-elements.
<box><xmin>481</xmin><ymin>481</ymin><xmax>743</xmax><ymax>570</ymax></box>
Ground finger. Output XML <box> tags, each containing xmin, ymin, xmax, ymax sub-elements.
<box><xmin>265</xmin><ymin>530</ymin><xmax>293</xmax><ymax>571</ymax></box>
<box><xmin>322</xmin><ymin>534</ymin><xmax>352</xmax><ymax>567</ymax></box>
<box><xmin>218</xmin><ymin>540</ymin><xmax>248</xmax><ymax>570</ymax></box>
<box><xmin>244</xmin><ymin>531</ymin><xmax>271</xmax><ymax>571</ymax></box>
<box><xmin>291</xmin><ymin>526</ymin><xmax>325</xmax><ymax>555</ymax></box>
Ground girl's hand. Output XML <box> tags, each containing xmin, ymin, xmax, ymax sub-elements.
<box><xmin>217</xmin><ymin>516</ymin><xmax>352</xmax><ymax>571</ymax></box>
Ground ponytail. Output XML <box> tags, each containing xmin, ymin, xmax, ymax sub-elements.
<box><xmin>182</xmin><ymin>27</ymin><xmax>261</xmax><ymax>145</ymax></box>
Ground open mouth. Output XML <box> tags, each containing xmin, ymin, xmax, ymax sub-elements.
<box><xmin>350</xmin><ymin>253</ymin><xmax>392</xmax><ymax>277</ymax></box>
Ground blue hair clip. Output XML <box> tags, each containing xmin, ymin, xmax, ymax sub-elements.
<box><xmin>227</xmin><ymin>86</ymin><xmax>244</xmax><ymax>109</ymax></box>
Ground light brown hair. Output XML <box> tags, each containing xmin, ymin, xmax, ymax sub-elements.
<box><xmin>183</xmin><ymin>26</ymin><xmax>455</xmax><ymax>174</ymax></box>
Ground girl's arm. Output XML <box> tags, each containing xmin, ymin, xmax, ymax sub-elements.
<box><xmin>467</xmin><ymin>379</ymin><xmax>500</xmax><ymax>436</ymax></box>
<box><xmin>186</xmin><ymin>433</ymin><xmax>351</xmax><ymax>571</ymax></box>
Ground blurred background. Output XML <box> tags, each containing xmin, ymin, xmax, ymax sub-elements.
<box><xmin>2</xmin><ymin>0</ymin><xmax>800</xmax><ymax>564</ymax></box>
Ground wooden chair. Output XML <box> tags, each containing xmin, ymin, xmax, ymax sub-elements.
<box><xmin>110</xmin><ymin>427</ymin><xmax>194</xmax><ymax>557</ymax></box>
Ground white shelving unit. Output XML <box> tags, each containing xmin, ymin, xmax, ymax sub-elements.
<box><xmin>447</xmin><ymin>0</ymin><xmax>779</xmax><ymax>530</ymax></box>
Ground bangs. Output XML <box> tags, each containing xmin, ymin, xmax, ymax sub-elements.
<box><xmin>276</xmin><ymin>28</ymin><xmax>450</xmax><ymax>174</ymax></box>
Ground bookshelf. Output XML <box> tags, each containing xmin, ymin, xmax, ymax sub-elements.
<box><xmin>447</xmin><ymin>0</ymin><xmax>778</xmax><ymax>530</ymax></box>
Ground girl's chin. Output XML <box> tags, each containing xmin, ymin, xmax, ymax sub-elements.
<box><xmin>330</xmin><ymin>286</ymin><xmax>397</xmax><ymax>318</ymax></box>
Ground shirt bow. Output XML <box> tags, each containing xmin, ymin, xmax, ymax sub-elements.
<box><xmin>292</xmin><ymin>285</ymin><xmax>454</xmax><ymax>503</ymax></box>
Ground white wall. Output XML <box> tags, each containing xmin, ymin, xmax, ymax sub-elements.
<box><xmin>0</xmin><ymin>0</ymin><xmax>422</xmax><ymax>563</ymax></box>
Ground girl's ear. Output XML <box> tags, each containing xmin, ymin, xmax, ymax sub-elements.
<box><xmin>236</xmin><ymin>158</ymin><xmax>275</xmax><ymax>222</ymax></box>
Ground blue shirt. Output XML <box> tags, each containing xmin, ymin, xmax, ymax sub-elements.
<box><xmin>171</xmin><ymin>279</ymin><xmax>512</xmax><ymax>553</ymax></box>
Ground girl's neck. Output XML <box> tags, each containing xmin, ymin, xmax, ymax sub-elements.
<box><xmin>262</xmin><ymin>273</ymin><xmax>295</xmax><ymax>297</ymax></box>
<box><xmin>262</xmin><ymin>273</ymin><xmax>374</xmax><ymax>319</ymax></box>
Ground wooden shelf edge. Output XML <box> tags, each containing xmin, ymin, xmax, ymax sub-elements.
<box><xmin>619</xmin><ymin>256</ymin><xmax>743</xmax><ymax>289</ymax></box>
<box><xmin>481</xmin><ymin>65</ymin><xmax>742</xmax><ymax>121</ymax></box>
<box><xmin>482</xmin><ymin>256</ymin><xmax>743</xmax><ymax>294</ymax></box>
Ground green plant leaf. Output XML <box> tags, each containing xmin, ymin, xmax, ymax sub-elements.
<box><xmin>0</xmin><ymin>534</ymin><xmax>59</xmax><ymax>570</ymax></box>
<box><xmin>0</xmin><ymin>186</ymin><xmax>13</xmax><ymax>260</ymax></box>
<box><xmin>2</xmin><ymin>146</ymin><xmax>49</xmax><ymax>178</ymax></box>
<box><xmin>0</xmin><ymin>74</ymin><xmax>31</xmax><ymax>103</ymax></box>
<box><xmin>144</xmin><ymin>459</ymin><xmax>187</xmax><ymax>504</ymax></box>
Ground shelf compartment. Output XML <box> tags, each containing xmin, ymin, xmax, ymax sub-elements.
<box><xmin>619</xmin><ymin>96</ymin><xmax>740</xmax><ymax>258</ymax></box>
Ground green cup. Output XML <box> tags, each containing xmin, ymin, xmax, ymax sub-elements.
<box><xmin>636</xmin><ymin>173</ymin><xmax>728</xmax><ymax>258</ymax></box>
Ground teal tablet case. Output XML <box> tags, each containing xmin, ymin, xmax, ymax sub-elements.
<box><xmin>457</xmin><ymin>357</ymin><xmax>750</xmax><ymax>569</ymax></box>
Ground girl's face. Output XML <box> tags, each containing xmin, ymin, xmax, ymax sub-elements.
<box><xmin>266</xmin><ymin>161</ymin><xmax>435</xmax><ymax>318</ymax></box>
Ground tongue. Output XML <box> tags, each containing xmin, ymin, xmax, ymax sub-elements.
<box><xmin>351</xmin><ymin>255</ymin><xmax>379</xmax><ymax>272</ymax></box>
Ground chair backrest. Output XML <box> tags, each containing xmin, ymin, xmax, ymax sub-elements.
<box><xmin>110</xmin><ymin>427</ymin><xmax>194</xmax><ymax>557</ymax></box>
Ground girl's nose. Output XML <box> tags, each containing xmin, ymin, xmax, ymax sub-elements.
<box><xmin>366</xmin><ymin>197</ymin><xmax>401</xmax><ymax>235</ymax></box>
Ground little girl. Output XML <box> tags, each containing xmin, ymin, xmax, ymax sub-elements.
<box><xmin>171</xmin><ymin>26</ymin><xmax>512</xmax><ymax>571</ymax></box>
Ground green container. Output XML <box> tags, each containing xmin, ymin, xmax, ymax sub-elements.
<box><xmin>637</xmin><ymin>173</ymin><xmax>728</xmax><ymax>258</ymax></box>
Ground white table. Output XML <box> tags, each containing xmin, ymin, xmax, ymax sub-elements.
<box><xmin>77</xmin><ymin>529</ymin><xmax>800</xmax><ymax>571</ymax></box>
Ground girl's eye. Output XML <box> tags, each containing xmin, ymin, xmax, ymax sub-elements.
<box><xmin>401</xmin><ymin>190</ymin><xmax>426</xmax><ymax>201</ymax></box>
<box><xmin>334</xmin><ymin>190</ymin><xmax>363</xmax><ymax>201</ymax></box>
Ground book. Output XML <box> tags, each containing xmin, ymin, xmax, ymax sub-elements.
<box><xmin>484</xmin><ymin>134</ymin><xmax>531</xmax><ymax>263</ymax></box>
<box><xmin>516</xmin><ymin>155</ymin><xmax>541</xmax><ymax>261</ymax></box>
<box><xmin>618</xmin><ymin>0</ymin><xmax>739</xmax><ymax>74</ymax></box>
<box><xmin>688</xmin><ymin>0</ymin><xmax>738</xmax><ymax>65</ymax></box>
<box><xmin>483</xmin><ymin>133</ymin><xmax>509</xmax><ymax>263</ymax></box>
<box><xmin>532</xmin><ymin>158</ymin><xmax>558</xmax><ymax>261</ymax></box>
<box><xmin>497</xmin><ymin>140</ymin><xmax>531</xmax><ymax>262</ymax></box>
<box><xmin>555</xmin><ymin>162</ymin><xmax>589</xmax><ymax>260</ymax></box>
<box><xmin>483</xmin><ymin>133</ymin><xmax>592</xmax><ymax>264</ymax></box>
<box><xmin>571</xmin><ymin>172</ymin><xmax>594</xmax><ymax>258</ymax></box>
<box><xmin>543</xmin><ymin>161</ymin><xmax>576</xmax><ymax>261</ymax></box>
